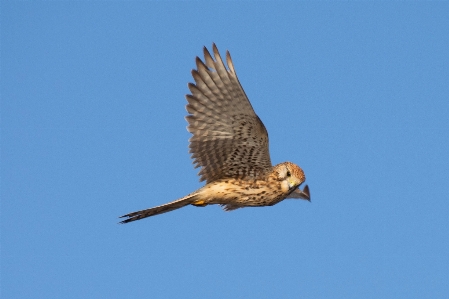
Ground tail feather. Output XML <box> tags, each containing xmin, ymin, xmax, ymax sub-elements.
<box><xmin>119</xmin><ymin>192</ymin><xmax>198</xmax><ymax>224</ymax></box>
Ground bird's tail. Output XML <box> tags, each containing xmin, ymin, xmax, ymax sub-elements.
<box><xmin>119</xmin><ymin>192</ymin><xmax>199</xmax><ymax>224</ymax></box>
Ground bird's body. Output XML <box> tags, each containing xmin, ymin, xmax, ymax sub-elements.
<box><xmin>120</xmin><ymin>44</ymin><xmax>310</xmax><ymax>224</ymax></box>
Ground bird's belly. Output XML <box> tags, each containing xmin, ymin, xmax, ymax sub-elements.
<box><xmin>199</xmin><ymin>180</ymin><xmax>285</xmax><ymax>207</ymax></box>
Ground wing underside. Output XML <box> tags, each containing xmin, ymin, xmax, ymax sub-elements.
<box><xmin>186</xmin><ymin>44</ymin><xmax>272</xmax><ymax>183</ymax></box>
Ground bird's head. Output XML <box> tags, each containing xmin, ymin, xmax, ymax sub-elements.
<box><xmin>272</xmin><ymin>162</ymin><xmax>310</xmax><ymax>201</ymax></box>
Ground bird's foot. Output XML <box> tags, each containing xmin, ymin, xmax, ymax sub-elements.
<box><xmin>192</xmin><ymin>200</ymin><xmax>208</xmax><ymax>207</ymax></box>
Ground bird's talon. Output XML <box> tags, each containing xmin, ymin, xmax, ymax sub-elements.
<box><xmin>192</xmin><ymin>200</ymin><xmax>207</xmax><ymax>207</ymax></box>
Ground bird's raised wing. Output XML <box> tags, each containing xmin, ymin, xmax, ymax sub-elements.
<box><xmin>186</xmin><ymin>44</ymin><xmax>272</xmax><ymax>183</ymax></box>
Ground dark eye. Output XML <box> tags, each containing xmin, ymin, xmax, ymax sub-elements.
<box><xmin>286</xmin><ymin>171</ymin><xmax>291</xmax><ymax>177</ymax></box>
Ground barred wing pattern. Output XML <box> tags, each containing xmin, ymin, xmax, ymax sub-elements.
<box><xmin>186</xmin><ymin>44</ymin><xmax>272</xmax><ymax>183</ymax></box>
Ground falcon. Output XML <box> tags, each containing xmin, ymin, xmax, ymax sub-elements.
<box><xmin>120</xmin><ymin>44</ymin><xmax>310</xmax><ymax>223</ymax></box>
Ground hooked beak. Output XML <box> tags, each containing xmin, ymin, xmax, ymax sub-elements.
<box><xmin>288</xmin><ymin>185</ymin><xmax>311</xmax><ymax>201</ymax></box>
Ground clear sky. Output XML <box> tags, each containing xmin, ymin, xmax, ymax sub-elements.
<box><xmin>2</xmin><ymin>2</ymin><xmax>448</xmax><ymax>299</ymax></box>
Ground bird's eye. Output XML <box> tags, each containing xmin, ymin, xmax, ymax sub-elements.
<box><xmin>286</xmin><ymin>171</ymin><xmax>291</xmax><ymax>177</ymax></box>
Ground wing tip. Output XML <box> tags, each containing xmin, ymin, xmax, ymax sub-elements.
<box><xmin>226</xmin><ymin>50</ymin><xmax>235</xmax><ymax>74</ymax></box>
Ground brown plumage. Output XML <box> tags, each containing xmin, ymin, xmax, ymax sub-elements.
<box><xmin>120</xmin><ymin>44</ymin><xmax>310</xmax><ymax>224</ymax></box>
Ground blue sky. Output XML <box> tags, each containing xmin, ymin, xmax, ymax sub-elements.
<box><xmin>2</xmin><ymin>2</ymin><xmax>448</xmax><ymax>298</ymax></box>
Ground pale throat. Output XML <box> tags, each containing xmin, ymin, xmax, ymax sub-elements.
<box><xmin>280</xmin><ymin>180</ymin><xmax>290</xmax><ymax>193</ymax></box>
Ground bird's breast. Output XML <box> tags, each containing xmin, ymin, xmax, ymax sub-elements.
<box><xmin>199</xmin><ymin>179</ymin><xmax>285</xmax><ymax>206</ymax></box>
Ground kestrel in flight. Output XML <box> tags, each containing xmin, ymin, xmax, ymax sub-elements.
<box><xmin>120</xmin><ymin>44</ymin><xmax>310</xmax><ymax>223</ymax></box>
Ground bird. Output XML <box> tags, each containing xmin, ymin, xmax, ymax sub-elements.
<box><xmin>119</xmin><ymin>44</ymin><xmax>310</xmax><ymax>223</ymax></box>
